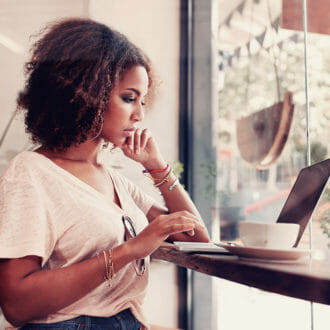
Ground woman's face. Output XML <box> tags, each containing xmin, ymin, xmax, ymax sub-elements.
<box><xmin>101</xmin><ymin>65</ymin><xmax>149</xmax><ymax>147</ymax></box>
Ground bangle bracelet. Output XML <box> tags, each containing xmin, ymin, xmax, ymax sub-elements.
<box><xmin>103</xmin><ymin>251</ymin><xmax>109</xmax><ymax>283</ymax></box>
<box><xmin>96</xmin><ymin>253</ymin><xmax>104</xmax><ymax>280</ymax></box>
<box><xmin>169</xmin><ymin>178</ymin><xmax>179</xmax><ymax>191</ymax></box>
<box><xmin>143</xmin><ymin>172</ymin><xmax>166</xmax><ymax>182</ymax></box>
<box><xmin>109</xmin><ymin>248</ymin><xmax>115</xmax><ymax>279</ymax></box>
<box><xmin>103</xmin><ymin>249</ymin><xmax>114</xmax><ymax>288</ymax></box>
<box><xmin>143</xmin><ymin>164</ymin><xmax>169</xmax><ymax>174</ymax></box>
<box><xmin>154</xmin><ymin>168</ymin><xmax>172</xmax><ymax>188</ymax></box>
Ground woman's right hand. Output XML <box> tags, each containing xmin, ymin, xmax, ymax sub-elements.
<box><xmin>126</xmin><ymin>211</ymin><xmax>205</xmax><ymax>260</ymax></box>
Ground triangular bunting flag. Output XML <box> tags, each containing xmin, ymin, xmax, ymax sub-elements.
<box><xmin>234</xmin><ymin>47</ymin><xmax>241</xmax><ymax>60</ymax></box>
<box><xmin>273</xmin><ymin>16</ymin><xmax>280</xmax><ymax>32</ymax></box>
<box><xmin>237</xmin><ymin>1</ymin><xmax>245</xmax><ymax>14</ymax></box>
<box><xmin>277</xmin><ymin>41</ymin><xmax>283</xmax><ymax>50</ymax></box>
<box><xmin>225</xmin><ymin>12</ymin><xmax>233</xmax><ymax>27</ymax></box>
<box><xmin>290</xmin><ymin>34</ymin><xmax>299</xmax><ymax>43</ymax></box>
<box><xmin>256</xmin><ymin>30</ymin><xmax>266</xmax><ymax>46</ymax></box>
<box><xmin>246</xmin><ymin>41</ymin><xmax>251</xmax><ymax>56</ymax></box>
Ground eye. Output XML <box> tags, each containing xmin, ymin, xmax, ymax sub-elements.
<box><xmin>122</xmin><ymin>96</ymin><xmax>135</xmax><ymax>103</ymax></box>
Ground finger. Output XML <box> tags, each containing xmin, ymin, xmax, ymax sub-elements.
<box><xmin>159</xmin><ymin>214</ymin><xmax>198</xmax><ymax>230</ymax></box>
<box><xmin>125</xmin><ymin>132</ymin><xmax>134</xmax><ymax>152</ymax></box>
<box><xmin>169</xmin><ymin>216</ymin><xmax>197</xmax><ymax>231</ymax></box>
<box><xmin>134</xmin><ymin>129</ymin><xmax>141</xmax><ymax>153</ymax></box>
<box><xmin>186</xmin><ymin>229</ymin><xmax>195</xmax><ymax>236</ymax></box>
<box><xmin>169</xmin><ymin>223</ymin><xmax>196</xmax><ymax>235</ymax></box>
<box><xmin>168</xmin><ymin>211</ymin><xmax>202</xmax><ymax>224</ymax></box>
<box><xmin>156</xmin><ymin>213</ymin><xmax>204</xmax><ymax>237</ymax></box>
<box><xmin>169</xmin><ymin>214</ymin><xmax>205</xmax><ymax>235</ymax></box>
<box><xmin>140</xmin><ymin>129</ymin><xmax>150</xmax><ymax>150</ymax></box>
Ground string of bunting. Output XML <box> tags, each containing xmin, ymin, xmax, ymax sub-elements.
<box><xmin>218</xmin><ymin>0</ymin><xmax>301</xmax><ymax>68</ymax></box>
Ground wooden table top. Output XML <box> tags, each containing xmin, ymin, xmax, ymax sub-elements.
<box><xmin>152</xmin><ymin>244</ymin><xmax>330</xmax><ymax>305</ymax></box>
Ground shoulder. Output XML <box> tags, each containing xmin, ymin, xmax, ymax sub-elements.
<box><xmin>0</xmin><ymin>151</ymin><xmax>46</xmax><ymax>182</ymax></box>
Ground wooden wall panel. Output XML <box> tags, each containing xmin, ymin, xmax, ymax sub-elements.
<box><xmin>281</xmin><ymin>0</ymin><xmax>330</xmax><ymax>35</ymax></box>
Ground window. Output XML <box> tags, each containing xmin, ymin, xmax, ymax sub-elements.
<box><xmin>214</xmin><ymin>0</ymin><xmax>330</xmax><ymax>329</ymax></box>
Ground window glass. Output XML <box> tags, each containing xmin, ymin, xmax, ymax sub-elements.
<box><xmin>216</xmin><ymin>0</ymin><xmax>329</xmax><ymax>255</ymax></box>
<box><xmin>217</xmin><ymin>0</ymin><xmax>307</xmax><ymax>244</ymax></box>
<box><xmin>216</xmin><ymin>0</ymin><xmax>330</xmax><ymax>329</ymax></box>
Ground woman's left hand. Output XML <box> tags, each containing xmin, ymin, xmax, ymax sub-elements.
<box><xmin>121</xmin><ymin>128</ymin><xmax>165</xmax><ymax>168</ymax></box>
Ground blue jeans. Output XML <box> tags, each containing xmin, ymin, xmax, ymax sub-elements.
<box><xmin>20</xmin><ymin>309</ymin><xmax>141</xmax><ymax>329</ymax></box>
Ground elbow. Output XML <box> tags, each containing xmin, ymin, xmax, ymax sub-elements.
<box><xmin>1</xmin><ymin>302</ymin><xmax>32</xmax><ymax>327</ymax></box>
<box><xmin>196</xmin><ymin>226</ymin><xmax>211</xmax><ymax>242</ymax></box>
<box><xmin>201</xmin><ymin>236</ymin><xmax>211</xmax><ymax>243</ymax></box>
<box><xmin>197</xmin><ymin>232</ymin><xmax>211</xmax><ymax>243</ymax></box>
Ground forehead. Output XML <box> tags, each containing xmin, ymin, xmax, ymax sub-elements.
<box><xmin>116</xmin><ymin>66</ymin><xmax>149</xmax><ymax>94</ymax></box>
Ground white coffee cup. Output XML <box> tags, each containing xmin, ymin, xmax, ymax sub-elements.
<box><xmin>238</xmin><ymin>221</ymin><xmax>300</xmax><ymax>249</ymax></box>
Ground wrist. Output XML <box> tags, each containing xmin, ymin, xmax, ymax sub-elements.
<box><xmin>142</xmin><ymin>158</ymin><xmax>167</xmax><ymax>172</ymax></box>
<box><xmin>123</xmin><ymin>237</ymin><xmax>141</xmax><ymax>261</ymax></box>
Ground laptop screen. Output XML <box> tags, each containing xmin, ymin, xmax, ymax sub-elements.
<box><xmin>276</xmin><ymin>158</ymin><xmax>330</xmax><ymax>247</ymax></box>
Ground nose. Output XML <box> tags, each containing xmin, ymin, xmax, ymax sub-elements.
<box><xmin>132</xmin><ymin>103</ymin><xmax>144</xmax><ymax>122</ymax></box>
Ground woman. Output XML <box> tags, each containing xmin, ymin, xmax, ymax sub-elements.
<box><xmin>0</xmin><ymin>18</ymin><xmax>210</xmax><ymax>329</ymax></box>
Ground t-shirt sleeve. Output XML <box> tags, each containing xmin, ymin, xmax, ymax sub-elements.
<box><xmin>0</xmin><ymin>177</ymin><xmax>56</xmax><ymax>266</ymax></box>
<box><xmin>112</xmin><ymin>170</ymin><xmax>159</xmax><ymax>215</ymax></box>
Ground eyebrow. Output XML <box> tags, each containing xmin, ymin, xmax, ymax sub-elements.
<box><xmin>124</xmin><ymin>88</ymin><xmax>141</xmax><ymax>96</ymax></box>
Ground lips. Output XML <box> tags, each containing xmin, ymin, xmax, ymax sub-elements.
<box><xmin>123</xmin><ymin>127</ymin><xmax>136</xmax><ymax>137</ymax></box>
<box><xmin>123</xmin><ymin>127</ymin><xmax>136</xmax><ymax>132</ymax></box>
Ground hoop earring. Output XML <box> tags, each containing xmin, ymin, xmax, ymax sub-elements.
<box><xmin>102</xmin><ymin>142</ymin><xmax>117</xmax><ymax>150</ymax></box>
<box><xmin>87</xmin><ymin>116</ymin><xmax>104</xmax><ymax>141</ymax></box>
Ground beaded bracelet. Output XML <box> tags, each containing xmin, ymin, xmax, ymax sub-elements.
<box><xmin>142</xmin><ymin>164</ymin><xmax>169</xmax><ymax>174</ymax></box>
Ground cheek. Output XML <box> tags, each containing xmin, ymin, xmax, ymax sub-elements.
<box><xmin>104</xmin><ymin>99</ymin><xmax>132</xmax><ymax>128</ymax></box>
<box><xmin>102</xmin><ymin>114</ymin><xmax>123</xmax><ymax>134</ymax></box>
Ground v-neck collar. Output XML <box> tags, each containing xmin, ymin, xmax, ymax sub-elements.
<box><xmin>29</xmin><ymin>151</ymin><xmax>124</xmax><ymax>213</ymax></box>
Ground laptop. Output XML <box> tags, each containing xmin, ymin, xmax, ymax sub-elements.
<box><xmin>277</xmin><ymin>158</ymin><xmax>330</xmax><ymax>247</ymax></box>
<box><xmin>174</xmin><ymin>158</ymin><xmax>330</xmax><ymax>252</ymax></box>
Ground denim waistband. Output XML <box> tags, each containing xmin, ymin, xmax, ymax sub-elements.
<box><xmin>20</xmin><ymin>308</ymin><xmax>141</xmax><ymax>329</ymax></box>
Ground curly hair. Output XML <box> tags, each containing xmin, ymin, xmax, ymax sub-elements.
<box><xmin>18</xmin><ymin>18</ymin><xmax>153</xmax><ymax>151</ymax></box>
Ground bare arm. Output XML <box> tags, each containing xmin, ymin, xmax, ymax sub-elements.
<box><xmin>0</xmin><ymin>212</ymin><xmax>198</xmax><ymax>327</ymax></box>
<box><xmin>145</xmin><ymin>169</ymin><xmax>210</xmax><ymax>242</ymax></box>
<box><xmin>0</xmin><ymin>243</ymin><xmax>131</xmax><ymax>327</ymax></box>
<box><xmin>122</xmin><ymin>128</ymin><xmax>210</xmax><ymax>243</ymax></box>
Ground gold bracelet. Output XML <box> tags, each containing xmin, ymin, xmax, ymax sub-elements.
<box><xmin>96</xmin><ymin>253</ymin><xmax>104</xmax><ymax>280</ymax></box>
<box><xmin>103</xmin><ymin>251</ymin><xmax>109</xmax><ymax>284</ymax></box>
<box><xmin>102</xmin><ymin>249</ymin><xmax>114</xmax><ymax>288</ymax></box>
<box><xmin>154</xmin><ymin>168</ymin><xmax>173</xmax><ymax>188</ymax></box>
<box><xmin>143</xmin><ymin>172</ymin><xmax>165</xmax><ymax>183</ymax></box>
<box><xmin>107</xmin><ymin>248</ymin><xmax>115</xmax><ymax>286</ymax></box>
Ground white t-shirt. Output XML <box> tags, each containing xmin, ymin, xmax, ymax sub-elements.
<box><xmin>0</xmin><ymin>151</ymin><xmax>156</xmax><ymax>329</ymax></box>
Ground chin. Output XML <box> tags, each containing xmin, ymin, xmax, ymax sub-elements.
<box><xmin>110</xmin><ymin>138</ymin><xmax>126</xmax><ymax>148</ymax></box>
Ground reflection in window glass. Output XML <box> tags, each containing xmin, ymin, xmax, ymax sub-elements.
<box><xmin>307</xmin><ymin>32</ymin><xmax>330</xmax><ymax>257</ymax></box>
<box><xmin>215</xmin><ymin>0</ymin><xmax>330</xmax><ymax>329</ymax></box>
<box><xmin>216</xmin><ymin>0</ymin><xmax>329</xmax><ymax>252</ymax></box>
<box><xmin>218</xmin><ymin>1</ymin><xmax>303</xmax><ymax>243</ymax></box>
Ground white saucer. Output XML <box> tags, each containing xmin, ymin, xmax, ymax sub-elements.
<box><xmin>217</xmin><ymin>243</ymin><xmax>311</xmax><ymax>261</ymax></box>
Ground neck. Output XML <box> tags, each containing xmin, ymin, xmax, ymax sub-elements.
<box><xmin>37</xmin><ymin>140</ymin><xmax>105</xmax><ymax>165</ymax></box>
